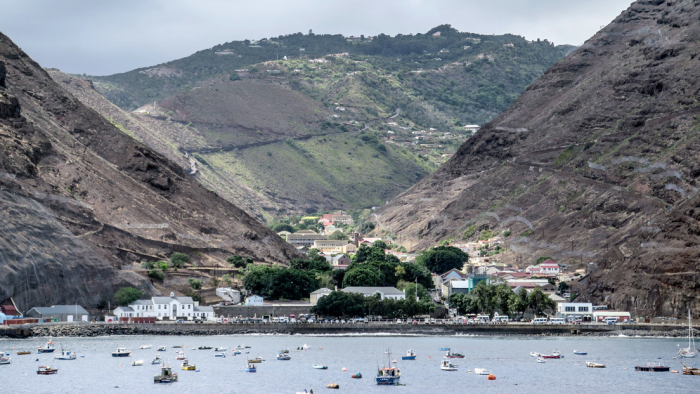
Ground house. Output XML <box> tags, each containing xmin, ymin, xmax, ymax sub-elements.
<box><xmin>341</xmin><ymin>287</ymin><xmax>405</xmax><ymax>300</ymax></box>
<box><xmin>245</xmin><ymin>295</ymin><xmax>264</xmax><ymax>306</ymax></box>
<box><xmin>592</xmin><ymin>310</ymin><xmax>631</xmax><ymax>322</ymax></box>
<box><xmin>26</xmin><ymin>305</ymin><xmax>89</xmax><ymax>322</ymax></box>
<box><xmin>556</xmin><ymin>302</ymin><xmax>593</xmax><ymax>320</ymax></box>
<box><xmin>525</xmin><ymin>265</ymin><xmax>541</xmax><ymax>275</ymax></box>
<box><xmin>331</xmin><ymin>254</ymin><xmax>351</xmax><ymax>269</ymax></box>
<box><xmin>287</xmin><ymin>232</ymin><xmax>328</xmax><ymax>247</ymax></box>
<box><xmin>310</xmin><ymin>288</ymin><xmax>333</xmax><ymax>305</ymax></box>
<box><xmin>114</xmin><ymin>292</ymin><xmax>214</xmax><ymax>321</ymax></box>
<box><xmin>0</xmin><ymin>305</ymin><xmax>19</xmax><ymax>317</ymax></box>
<box><xmin>277</xmin><ymin>231</ymin><xmax>292</xmax><ymax>239</ymax></box>
<box><xmin>313</xmin><ymin>239</ymin><xmax>357</xmax><ymax>254</ymax></box>
<box><xmin>538</xmin><ymin>260</ymin><xmax>560</xmax><ymax>276</ymax></box>
<box><xmin>464</xmin><ymin>125</ymin><xmax>480</xmax><ymax>133</ymax></box>
<box><xmin>506</xmin><ymin>279</ymin><xmax>555</xmax><ymax>293</ymax></box>
<box><xmin>216</xmin><ymin>287</ymin><xmax>241</xmax><ymax>304</ymax></box>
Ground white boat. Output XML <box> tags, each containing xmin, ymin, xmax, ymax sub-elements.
<box><xmin>111</xmin><ymin>347</ymin><xmax>131</xmax><ymax>357</ymax></box>
<box><xmin>176</xmin><ymin>351</ymin><xmax>186</xmax><ymax>360</ymax></box>
<box><xmin>679</xmin><ymin>309</ymin><xmax>697</xmax><ymax>358</ymax></box>
<box><xmin>140</xmin><ymin>345</ymin><xmax>152</xmax><ymax>350</ymax></box>
<box><xmin>157</xmin><ymin>346</ymin><xmax>166</xmax><ymax>351</ymax></box>
<box><xmin>313</xmin><ymin>364</ymin><xmax>328</xmax><ymax>369</ymax></box>
<box><xmin>132</xmin><ymin>360</ymin><xmax>144</xmax><ymax>366</ymax></box>
<box><xmin>474</xmin><ymin>368</ymin><xmax>492</xmax><ymax>375</ymax></box>
<box><xmin>151</xmin><ymin>354</ymin><xmax>162</xmax><ymax>365</ymax></box>
<box><xmin>440</xmin><ymin>359</ymin><xmax>458</xmax><ymax>371</ymax></box>
<box><xmin>586</xmin><ymin>361</ymin><xmax>606</xmax><ymax>368</ymax></box>
<box><xmin>215</xmin><ymin>352</ymin><xmax>226</xmax><ymax>358</ymax></box>
<box><xmin>530</xmin><ymin>351</ymin><xmax>541</xmax><ymax>357</ymax></box>
<box><xmin>55</xmin><ymin>349</ymin><xmax>77</xmax><ymax>360</ymax></box>
<box><xmin>536</xmin><ymin>357</ymin><xmax>545</xmax><ymax>363</ymax></box>
<box><xmin>214</xmin><ymin>347</ymin><xmax>227</xmax><ymax>352</ymax></box>
<box><xmin>0</xmin><ymin>355</ymin><xmax>10</xmax><ymax>365</ymax></box>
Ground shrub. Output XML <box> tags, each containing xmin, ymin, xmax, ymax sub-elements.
<box><xmin>188</xmin><ymin>278</ymin><xmax>202</xmax><ymax>290</ymax></box>
<box><xmin>148</xmin><ymin>269</ymin><xmax>165</xmax><ymax>280</ymax></box>
<box><xmin>114</xmin><ymin>287</ymin><xmax>143</xmax><ymax>306</ymax></box>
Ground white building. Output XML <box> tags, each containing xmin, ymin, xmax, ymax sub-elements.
<box><xmin>556</xmin><ymin>302</ymin><xmax>593</xmax><ymax>320</ymax></box>
<box><xmin>310</xmin><ymin>288</ymin><xmax>333</xmax><ymax>305</ymax></box>
<box><xmin>592</xmin><ymin>311</ymin><xmax>631</xmax><ymax>322</ymax></box>
<box><xmin>245</xmin><ymin>295</ymin><xmax>264</xmax><ymax>306</ymax></box>
<box><xmin>114</xmin><ymin>292</ymin><xmax>215</xmax><ymax>321</ymax></box>
<box><xmin>216</xmin><ymin>287</ymin><xmax>241</xmax><ymax>304</ymax></box>
<box><xmin>341</xmin><ymin>287</ymin><xmax>406</xmax><ymax>300</ymax></box>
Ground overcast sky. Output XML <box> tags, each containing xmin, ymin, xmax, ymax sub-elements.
<box><xmin>0</xmin><ymin>0</ymin><xmax>633</xmax><ymax>76</ymax></box>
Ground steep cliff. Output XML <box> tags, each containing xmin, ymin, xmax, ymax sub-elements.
<box><xmin>0</xmin><ymin>32</ymin><xmax>298</xmax><ymax>311</ymax></box>
<box><xmin>375</xmin><ymin>0</ymin><xmax>700</xmax><ymax>316</ymax></box>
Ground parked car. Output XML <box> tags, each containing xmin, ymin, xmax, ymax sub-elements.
<box><xmin>532</xmin><ymin>317</ymin><xmax>548</xmax><ymax>325</ymax></box>
<box><xmin>176</xmin><ymin>319</ymin><xmax>184</xmax><ymax>323</ymax></box>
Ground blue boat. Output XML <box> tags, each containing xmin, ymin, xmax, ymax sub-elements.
<box><xmin>573</xmin><ymin>350</ymin><xmax>587</xmax><ymax>355</ymax></box>
<box><xmin>277</xmin><ymin>352</ymin><xmax>291</xmax><ymax>361</ymax></box>
<box><xmin>439</xmin><ymin>347</ymin><xmax>450</xmax><ymax>351</ymax></box>
<box><xmin>245</xmin><ymin>362</ymin><xmax>257</xmax><ymax>373</ymax></box>
<box><xmin>401</xmin><ymin>349</ymin><xmax>416</xmax><ymax>360</ymax></box>
<box><xmin>37</xmin><ymin>340</ymin><xmax>55</xmax><ymax>354</ymax></box>
<box><xmin>376</xmin><ymin>348</ymin><xmax>401</xmax><ymax>385</ymax></box>
<box><xmin>112</xmin><ymin>347</ymin><xmax>131</xmax><ymax>357</ymax></box>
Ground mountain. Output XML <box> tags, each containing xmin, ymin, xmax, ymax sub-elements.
<box><xmin>69</xmin><ymin>27</ymin><xmax>572</xmax><ymax>220</ymax></box>
<box><xmin>374</xmin><ymin>0</ymin><xmax>700</xmax><ymax>316</ymax></box>
<box><xmin>0</xmin><ymin>32</ymin><xmax>297</xmax><ymax>311</ymax></box>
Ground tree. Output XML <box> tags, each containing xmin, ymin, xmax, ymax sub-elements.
<box><xmin>558</xmin><ymin>281</ymin><xmax>570</xmax><ymax>294</ymax></box>
<box><xmin>536</xmin><ymin>256</ymin><xmax>552</xmax><ymax>265</ymax></box>
<box><xmin>272</xmin><ymin>223</ymin><xmax>294</xmax><ymax>233</ymax></box>
<box><xmin>227</xmin><ymin>255</ymin><xmax>247</xmax><ymax>268</ymax></box>
<box><xmin>398</xmin><ymin>281</ymin><xmax>430</xmax><ymax>301</ymax></box>
<box><xmin>471</xmin><ymin>281</ymin><xmax>496</xmax><ymax>316</ymax></box>
<box><xmin>528</xmin><ymin>286</ymin><xmax>556</xmax><ymax>317</ymax></box>
<box><xmin>493</xmin><ymin>283</ymin><xmax>514</xmax><ymax>317</ymax></box>
<box><xmin>358</xmin><ymin>222</ymin><xmax>375</xmax><ymax>234</ymax></box>
<box><xmin>289</xmin><ymin>257</ymin><xmax>331</xmax><ymax>272</ymax></box>
<box><xmin>243</xmin><ymin>265</ymin><xmax>320</xmax><ymax>300</ymax></box>
<box><xmin>142</xmin><ymin>261</ymin><xmax>155</xmax><ymax>270</ymax></box>
<box><xmin>307</xmin><ymin>248</ymin><xmax>321</xmax><ymax>259</ymax></box>
<box><xmin>328</xmin><ymin>230</ymin><xmax>349</xmax><ymax>240</ymax></box>
<box><xmin>148</xmin><ymin>269</ymin><xmax>165</xmax><ymax>280</ymax></box>
<box><xmin>170</xmin><ymin>252</ymin><xmax>190</xmax><ymax>268</ymax></box>
<box><xmin>416</xmin><ymin>246</ymin><xmax>469</xmax><ymax>274</ymax></box>
<box><xmin>311</xmin><ymin>291</ymin><xmax>365</xmax><ymax>317</ymax></box>
<box><xmin>331</xmin><ymin>269</ymin><xmax>346</xmax><ymax>287</ymax></box>
<box><xmin>342</xmin><ymin>266</ymin><xmax>383</xmax><ymax>287</ymax></box>
<box><xmin>372</xmin><ymin>240</ymin><xmax>388</xmax><ymax>249</ymax></box>
<box><xmin>188</xmin><ymin>278</ymin><xmax>202</xmax><ymax>290</ymax></box>
<box><xmin>157</xmin><ymin>261</ymin><xmax>170</xmax><ymax>273</ymax></box>
<box><xmin>229</xmin><ymin>73</ymin><xmax>241</xmax><ymax>81</ymax></box>
<box><xmin>509</xmin><ymin>287</ymin><xmax>529</xmax><ymax>318</ymax></box>
<box><xmin>114</xmin><ymin>287</ymin><xmax>143</xmax><ymax>306</ymax></box>
<box><xmin>222</xmin><ymin>274</ymin><xmax>233</xmax><ymax>286</ymax></box>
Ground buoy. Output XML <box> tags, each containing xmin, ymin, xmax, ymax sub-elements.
<box><xmin>487</xmin><ymin>374</ymin><xmax>496</xmax><ymax>380</ymax></box>
<box><xmin>119</xmin><ymin>364</ymin><xmax>123</xmax><ymax>367</ymax></box>
<box><xmin>671</xmin><ymin>370</ymin><xmax>679</xmax><ymax>373</ymax></box>
<box><xmin>342</xmin><ymin>367</ymin><xmax>347</xmax><ymax>371</ymax></box>
<box><xmin>327</xmin><ymin>383</ymin><xmax>340</xmax><ymax>389</ymax></box>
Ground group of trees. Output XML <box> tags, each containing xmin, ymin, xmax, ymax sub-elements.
<box><xmin>416</xmin><ymin>246</ymin><xmax>469</xmax><ymax>274</ymax></box>
<box><xmin>143</xmin><ymin>252</ymin><xmax>191</xmax><ymax>280</ymax></box>
<box><xmin>310</xmin><ymin>291</ymin><xmax>434</xmax><ymax>319</ymax></box>
<box><xmin>448</xmin><ymin>282</ymin><xmax>556</xmax><ymax>318</ymax></box>
<box><xmin>336</xmin><ymin>244</ymin><xmax>434</xmax><ymax>290</ymax></box>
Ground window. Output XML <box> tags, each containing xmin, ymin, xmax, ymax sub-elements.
<box><xmin>578</xmin><ymin>307</ymin><xmax>589</xmax><ymax>312</ymax></box>
<box><xmin>188</xmin><ymin>305</ymin><xmax>191</xmax><ymax>309</ymax></box>
<box><xmin>565</xmin><ymin>306</ymin><xmax>575</xmax><ymax>312</ymax></box>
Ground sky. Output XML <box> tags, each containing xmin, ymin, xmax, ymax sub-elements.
<box><xmin>0</xmin><ymin>0</ymin><xmax>634</xmax><ymax>76</ymax></box>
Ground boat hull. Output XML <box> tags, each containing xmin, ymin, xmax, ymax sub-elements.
<box><xmin>375</xmin><ymin>376</ymin><xmax>400</xmax><ymax>385</ymax></box>
<box><xmin>635</xmin><ymin>366</ymin><xmax>669</xmax><ymax>372</ymax></box>
<box><xmin>112</xmin><ymin>353</ymin><xmax>131</xmax><ymax>357</ymax></box>
<box><xmin>38</xmin><ymin>349</ymin><xmax>55</xmax><ymax>354</ymax></box>
<box><xmin>542</xmin><ymin>355</ymin><xmax>561</xmax><ymax>359</ymax></box>
<box><xmin>402</xmin><ymin>356</ymin><xmax>416</xmax><ymax>360</ymax></box>
<box><xmin>245</xmin><ymin>368</ymin><xmax>256</xmax><ymax>373</ymax></box>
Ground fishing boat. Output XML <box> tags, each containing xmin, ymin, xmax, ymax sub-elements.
<box><xmin>248</xmin><ymin>357</ymin><xmax>262</xmax><ymax>363</ymax></box>
<box><xmin>376</xmin><ymin>349</ymin><xmax>401</xmax><ymax>385</ymax></box>
<box><xmin>237</xmin><ymin>344</ymin><xmax>251</xmax><ymax>349</ymax></box>
<box><xmin>215</xmin><ymin>352</ymin><xmax>226</xmax><ymax>358</ymax></box>
<box><xmin>154</xmin><ymin>364</ymin><xmax>178</xmax><ymax>383</ymax></box>
<box><xmin>214</xmin><ymin>347</ymin><xmax>227</xmax><ymax>352</ymax></box>
<box><xmin>542</xmin><ymin>351</ymin><xmax>562</xmax><ymax>359</ymax></box>
<box><xmin>635</xmin><ymin>363</ymin><xmax>670</xmax><ymax>372</ymax></box>
<box><xmin>536</xmin><ymin>357</ymin><xmax>545</xmax><ymax>363</ymax></box>
<box><xmin>175</xmin><ymin>351</ymin><xmax>186</xmax><ymax>360</ymax></box>
<box><xmin>474</xmin><ymin>368</ymin><xmax>492</xmax><ymax>375</ymax></box>
<box><xmin>313</xmin><ymin>364</ymin><xmax>328</xmax><ymax>369</ymax></box>
<box><xmin>0</xmin><ymin>355</ymin><xmax>10</xmax><ymax>365</ymax></box>
<box><xmin>245</xmin><ymin>362</ymin><xmax>256</xmax><ymax>372</ymax></box>
<box><xmin>280</xmin><ymin>349</ymin><xmax>290</xmax><ymax>354</ymax></box>
<box><xmin>439</xmin><ymin>347</ymin><xmax>451</xmax><ymax>351</ymax></box>
<box><xmin>681</xmin><ymin>362</ymin><xmax>700</xmax><ymax>375</ymax></box>
<box><xmin>402</xmin><ymin>349</ymin><xmax>416</xmax><ymax>360</ymax></box>
<box><xmin>530</xmin><ymin>351</ymin><xmax>541</xmax><ymax>357</ymax></box>
<box><xmin>277</xmin><ymin>352</ymin><xmax>291</xmax><ymax>360</ymax></box>
<box><xmin>586</xmin><ymin>361</ymin><xmax>606</xmax><ymax>368</ymax></box>
<box><xmin>111</xmin><ymin>347</ymin><xmax>131</xmax><ymax>357</ymax></box>
<box><xmin>573</xmin><ymin>350</ymin><xmax>588</xmax><ymax>355</ymax></box>
<box><xmin>440</xmin><ymin>359</ymin><xmax>458</xmax><ymax>371</ymax></box>
<box><xmin>445</xmin><ymin>349</ymin><xmax>465</xmax><ymax>358</ymax></box>
<box><xmin>132</xmin><ymin>360</ymin><xmax>144</xmax><ymax>366</ymax></box>
<box><xmin>151</xmin><ymin>354</ymin><xmax>162</xmax><ymax>364</ymax></box>
<box><xmin>140</xmin><ymin>345</ymin><xmax>152</xmax><ymax>350</ymax></box>
<box><xmin>232</xmin><ymin>350</ymin><xmax>241</xmax><ymax>355</ymax></box>
<box><xmin>16</xmin><ymin>350</ymin><xmax>31</xmax><ymax>355</ymax></box>
<box><xmin>37</xmin><ymin>340</ymin><xmax>55</xmax><ymax>354</ymax></box>
<box><xmin>679</xmin><ymin>309</ymin><xmax>697</xmax><ymax>358</ymax></box>
<box><xmin>157</xmin><ymin>346</ymin><xmax>166</xmax><ymax>351</ymax></box>
<box><xmin>198</xmin><ymin>346</ymin><xmax>212</xmax><ymax>350</ymax></box>
<box><xmin>55</xmin><ymin>349</ymin><xmax>77</xmax><ymax>360</ymax></box>
<box><xmin>351</xmin><ymin>372</ymin><xmax>362</xmax><ymax>379</ymax></box>
<box><xmin>37</xmin><ymin>366</ymin><xmax>58</xmax><ymax>375</ymax></box>
<box><xmin>181</xmin><ymin>359</ymin><xmax>196</xmax><ymax>370</ymax></box>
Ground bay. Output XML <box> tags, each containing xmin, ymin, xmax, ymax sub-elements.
<box><xmin>1</xmin><ymin>334</ymin><xmax>698</xmax><ymax>393</ymax></box>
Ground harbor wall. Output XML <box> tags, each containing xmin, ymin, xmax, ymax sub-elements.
<box><xmin>214</xmin><ymin>305</ymin><xmax>313</xmax><ymax>318</ymax></box>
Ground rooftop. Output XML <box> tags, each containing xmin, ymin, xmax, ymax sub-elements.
<box><xmin>30</xmin><ymin>305</ymin><xmax>89</xmax><ymax>315</ymax></box>
<box><xmin>342</xmin><ymin>287</ymin><xmax>404</xmax><ymax>296</ymax></box>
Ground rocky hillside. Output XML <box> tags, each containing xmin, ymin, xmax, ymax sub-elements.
<box><xmin>0</xmin><ymin>32</ymin><xmax>298</xmax><ymax>311</ymax></box>
<box><xmin>374</xmin><ymin>0</ymin><xmax>700</xmax><ymax>316</ymax></box>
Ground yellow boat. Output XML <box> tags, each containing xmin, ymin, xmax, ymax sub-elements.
<box><xmin>181</xmin><ymin>359</ymin><xmax>196</xmax><ymax>371</ymax></box>
<box><xmin>247</xmin><ymin>357</ymin><xmax>262</xmax><ymax>363</ymax></box>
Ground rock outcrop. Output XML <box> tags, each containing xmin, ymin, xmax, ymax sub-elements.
<box><xmin>374</xmin><ymin>0</ymin><xmax>700</xmax><ymax>316</ymax></box>
<box><xmin>0</xmin><ymin>32</ymin><xmax>298</xmax><ymax>311</ymax></box>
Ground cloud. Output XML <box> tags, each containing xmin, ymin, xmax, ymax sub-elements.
<box><xmin>0</xmin><ymin>0</ymin><xmax>633</xmax><ymax>75</ymax></box>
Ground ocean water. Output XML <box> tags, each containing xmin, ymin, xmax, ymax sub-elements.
<box><xmin>0</xmin><ymin>334</ymin><xmax>698</xmax><ymax>393</ymax></box>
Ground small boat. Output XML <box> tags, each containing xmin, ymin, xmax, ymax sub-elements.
<box><xmin>277</xmin><ymin>352</ymin><xmax>291</xmax><ymax>360</ymax></box>
<box><xmin>245</xmin><ymin>362</ymin><xmax>257</xmax><ymax>373</ymax></box>
<box><xmin>299</xmin><ymin>344</ymin><xmax>310</xmax><ymax>351</ymax></box>
<box><xmin>402</xmin><ymin>349</ymin><xmax>416</xmax><ymax>360</ymax></box>
<box><xmin>237</xmin><ymin>344</ymin><xmax>251</xmax><ymax>349</ymax></box>
<box><xmin>439</xmin><ymin>347</ymin><xmax>451</xmax><ymax>351</ymax></box>
<box><xmin>16</xmin><ymin>351</ymin><xmax>31</xmax><ymax>355</ymax></box>
<box><xmin>198</xmin><ymin>346</ymin><xmax>212</xmax><ymax>350</ymax></box>
<box><xmin>232</xmin><ymin>350</ymin><xmax>241</xmax><ymax>355</ymax></box>
<box><xmin>445</xmin><ymin>350</ymin><xmax>465</xmax><ymax>358</ymax></box>
<box><xmin>37</xmin><ymin>366</ymin><xmax>58</xmax><ymax>375</ymax></box>
<box><xmin>154</xmin><ymin>364</ymin><xmax>178</xmax><ymax>383</ymax></box>
<box><xmin>586</xmin><ymin>361</ymin><xmax>605</xmax><ymax>368</ymax></box>
<box><xmin>635</xmin><ymin>363</ymin><xmax>670</xmax><ymax>372</ymax></box>
<box><xmin>55</xmin><ymin>349</ymin><xmax>77</xmax><ymax>360</ymax></box>
<box><xmin>172</xmin><ymin>345</ymin><xmax>183</xmax><ymax>349</ymax></box>
<box><xmin>474</xmin><ymin>368</ymin><xmax>492</xmax><ymax>375</ymax></box>
<box><xmin>573</xmin><ymin>350</ymin><xmax>588</xmax><ymax>355</ymax></box>
<box><xmin>487</xmin><ymin>374</ymin><xmax>496</xmax><ymax>380</ymax></box>
<box><xmin>181</xmin><ymin>359</ymin><xmax>196</xmax><ymax>370</ymax></box>
<box><xmin>440</xmin><ymin>359</ymin><xmax>458</xmax><ymax>371</ymax></box>
<box><xmin>313</xmin><ymin>364</ymin><xmax>328</xmax><ymax>369</ymax></box>
<box><xmin>679</xmin><ymin>309</ymin><xmax>697</xmax><ymax>358</ymax></box>
<box><xmin>376</xmin><ymin>349</ymin><xmax>401</xmax><ymax>385</ymax></box>
<box><xmin>215</xmin><ymin>352</ymin><xmax>226</xmax><ymax>358</ymax></box>
<box><xmin>327</xmin><ymin>383</ymin><xmax>340</xmax><ymax>389</ymax></box>
<box><xmin>112</xmin><ymin>347</ymin><xmax>131</xmax><ymax>357</ymax></box>
<box><xmin>151</xmin><ymin>354</ymin><xmax>162</xmax><ymax>364</ymax></box>
<box><xmin>37</xmin><ymin>340</ymin><xmax>56</xmax><ymax>354</ymax></box>
<box><xmin>351</xmin><ymin>372</ymin><xmax>362</xmax><ymax>379</ymax></box>
<box><xmin>214</xmin><ymin>347</ymin><xmax>227</xmax><ymax>352</ymax></box>
<box><xmin>530</xmin><ymin>351</ymin><xmax>541</xmax><ymax>357</ymax></box>
<box><xmin>536</xmin><ymin>357</ymin><xmax>545</xmax><ymax>363</ymax></box>
<box><xmin>157</xmin><ymin>346</ymin><xmax>166</xmax><ymax>351</ymax></box>
<box><xmin>542</xmin><ymin>351</ymin><xmax>562</xmax><ymax>359</ymax></box>
<box><xmin>681</xmin><ymin>362</ymin><xmax>700</xmax><ymax>375</ymax></box>
<box><xmin>248</xmin><ymin>357</ymin><xmax>262</xmax><ymax>363</ymax></box>
<box><xmin>132</xmin><ymin>360</ymin><xmax>144</xmax><ymax>366</ymax></box>
<box><xmin>176</xmin><ymin>351</ymin><xmax>186</xmax><ymax>360</ymax></box>
<box><xmin>0</xmin><ymin>356</ymin><xmax>10</xmax><ymax>365</ymax></box>
<box><xmin>140</xmin><ymin>345</ymin><xmax>152</xmax><ymax>350</ymax></box>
